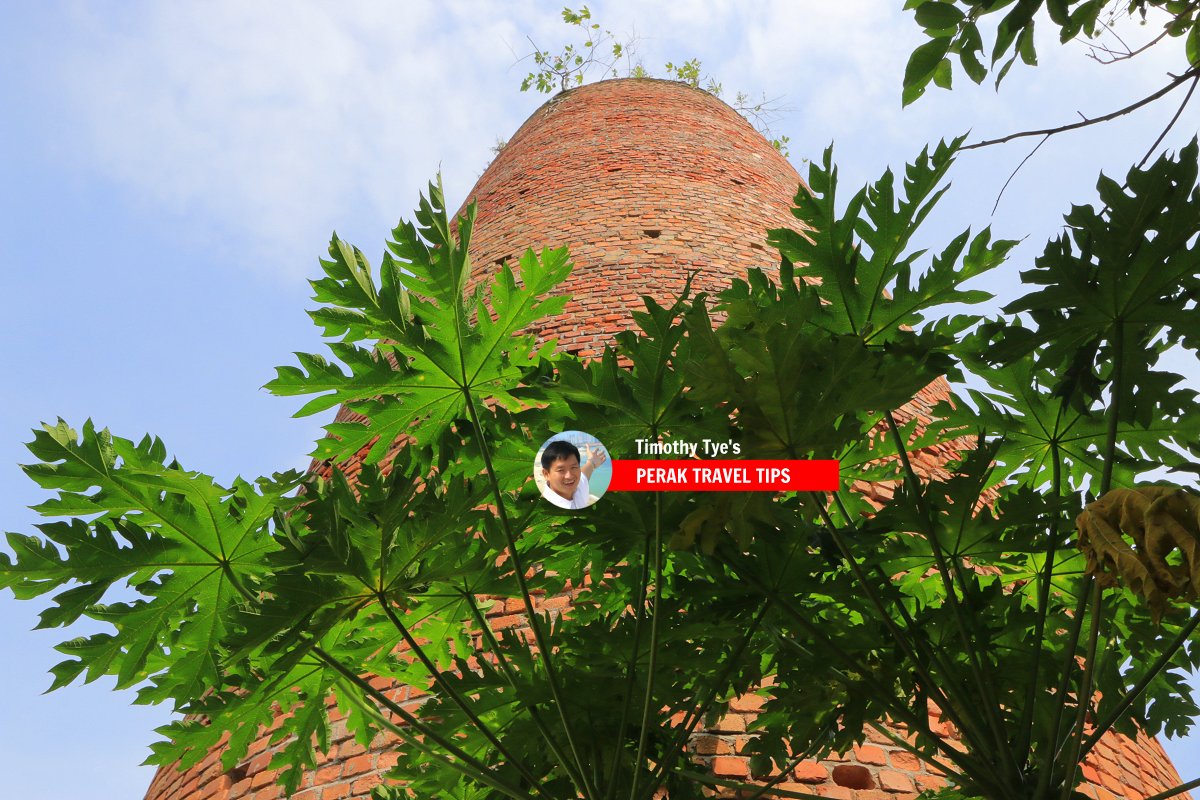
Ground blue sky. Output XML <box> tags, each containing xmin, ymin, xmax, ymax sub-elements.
<box><xmin>1</xmin><ymin>2</ymin><xmax>1197</xmax><ymax>798</ymax></box>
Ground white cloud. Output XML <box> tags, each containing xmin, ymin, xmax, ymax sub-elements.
<box><xmin>45</xmin><ymin>1</ymin><xmax>543</xmax><ymax>278</ymax></box>
<box><xmin>33</xmin><ymin>0</ymin><xmax>1193</xmax><ymax>284</ymax></box>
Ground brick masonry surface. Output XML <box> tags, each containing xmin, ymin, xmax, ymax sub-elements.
<box><xmin>143</xmin><ymin>78</ymin><xmax>1191</xmax><ymax>800</ymax></box>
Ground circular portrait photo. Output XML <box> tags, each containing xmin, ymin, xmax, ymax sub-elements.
<box><xmin>534</xmin><ymin>431</ymin><xmax>612</xmax><ymax>510</ymax></box>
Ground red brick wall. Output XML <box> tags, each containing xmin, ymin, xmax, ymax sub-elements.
<box><xmin>143</xmin><ymin>78</ymin><xmax>1189</xmax><ymax>800</ymax></box>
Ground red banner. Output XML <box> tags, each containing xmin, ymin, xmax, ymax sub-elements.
<box><xmin>608</xmin><ymin>460</ymin><xmax>839</xmax><ymax>492</ymax></box>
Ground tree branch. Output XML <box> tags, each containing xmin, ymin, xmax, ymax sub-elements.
<box><xmin>1145</xmin><ymin>777</ymin><xmax>1200</xmax><ymax>800</ymax></box>
<box><xmin>963</xmin><ymin>67</ymin><xmax>1200</xmax><ymax>150</ymax></box>
<box><xmin>992</xmin><ymin>134</ymin><xmax>1050</xmax><ymax>215</ymax></box>
<box><xmin>1085</xmin><ymin>27</ymin><xmax>1170</xmax><ymax>65</ymax></box>
<box><xmin>1079</xmin><ymin>611</ymin><xmax>1200</xmax><ymax>760</ymax></box>
<box><xmin>1136</xmin><ymin>72</ymin><xmax>1200</xmax><ymax>170</ymax></box>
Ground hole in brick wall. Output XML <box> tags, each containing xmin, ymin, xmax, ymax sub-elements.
<box><xmin>608</xmin><ymin>166</ymin><xmax>622</xmax><ymax>172</ymax></box>
<box><xmin>731</xmin><ymin>178</ymin><xmax>745</xmax><ymax>186</ymax></box>
<box><xmin>644</xmin><ymin>229</ymin><xmax>662</xmax><ymax>238</ymax></box>
<box><xmin>749</xmin><ymin>242</ymin><xmax>765</xmax><ymax>250</ymax></box>
<box><xmin>831</xmin><ymin>764</ymin><xmax>875</xmax><ymax>790</ymax></box>
<box><xmin>226</xmin><ymin>764</ymin><xmax>249</xmax><ymax>785</ymax></box>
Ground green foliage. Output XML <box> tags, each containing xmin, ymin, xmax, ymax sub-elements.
<box><xmin>267</xmin><ymin>179</ymin><xmax>570</xmax><ymax>464</ymax></box>
<box><xmin>768</xmin><ymin>136</ymin><xmax>1014</xmax><ymax>347</ymax></box>
<box><xmin>521</xmin><ymin>6</ymin><xmax>627</xmax><ymax>93</ymax></box>
<box><xmin>902</xmin><ymin>0</ymin><xmax>1200</xmax><ymax>103</ymax></box>
<box><xmin>664</xmin><ymin>58</ymin><xmax>706</xmax><ymax>88</ymax></box>
<box><xmin>520</xmin><ymin>10</ymin><xmax>792</xmax><ymax>155</ymax></box>
<box><xmin>3</xmin><ymin>420</ymin><xmax>302</xmax><ymax>699</ymax></box>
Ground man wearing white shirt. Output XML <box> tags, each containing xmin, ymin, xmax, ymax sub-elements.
<box><xmin>539</xmin><ymin>440</ymin><xmax>607</xmax><ymax>509</ymax></box>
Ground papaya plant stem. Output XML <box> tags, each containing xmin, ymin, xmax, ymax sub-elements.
<box><xmin>677</xmin><ymin>769</ymin><xmax>828</xmax><ymax>800</ymax></box>
<box><xmin>884</xmin><ymin>412</ymin><xmax>1019</xmax><ymax>787</ymax></box>
<box><xmin>224</xmin><ymin>525</ymin><xmax>558</xmax><ymax>798</ymax></box>
<box><xmin>639</xmin><ymin>598</ymin><xmax>772</xmax><ymax>800</ymax></box>
<box><xmin>463</xmin><ymin>591</ymin><xmax>593</xmax><ymax>796</ymax></box>
<box><xmin>830</xmin><ymin>488</ymin><xmax>967</xmax><ymax>707</ymax></box>
<box><xmin>1079</xmin><ymin>611</ymin><xmax>1200</xmax><ymax>758</ymax></box>
<box><xmin>830</xmin><ymin>491</ymin><xmax>856</xmax><ymax>526</ymax></box>
<box><xmin>463</xmin><ymin>388</ymin><xmax>597</xmax><ymax>799</ymax></box>
<box><xmin>1035</xmin><ymin>582</ymin><xmax>1092</xmax><ymax>800</ymax></box>
<box><xmin>333</xmin><ymin>685</ymin><xmax>531</xmax><ymax>800</ymax></box>
<box><xmin>641</xmin><ymin>529</ymin><xmax>807</xmax><ymax>799</ymax></box>
<box><xmin>602</xmin><ymin>529</ymin><xmax>654</xmax><ymax>800</ymax></box>
<box><xmin>811</xmin><ymin>494</ymin><xmax>980</xmax><ymax>758</ymax></box>
<box><xmin>1099</xmin><ymin>321</ymin><xmax>1125</xmax><ymax>498</ymax></box>
<box><xmin>1144</xmin><ymin>777</ymin><xmax>1200</xmax><ymax>800</ymax></box>
<box><xmin>723</xmin><ymin>554</ymin><xmax>988</xmax><ymax>789</ymax></box>
<box><xmin>739</xmin><ymin>720</ymin><xmax>837</xmax><ymax>800</ymax></box>
<box><xmin>627</xmin><ymin>492</ymin><xmax>663</xmax><ymax>800</ymax></box>
<box><xmin>376</xmin><ymin>596</ymin><xmax>553</xmax><ymax>799</ymax></box>
<box><xmin>865</xmin><ymin>719</ymin><xmax>960</xmax><ymax>780</ymax></box>
<box><xmin>1058</xmin><ymin>579</ymin><xmax>1104</xmax><ymax>800</ymax></box>
<box><xmin>1018</xmin><ymin>438</ymin><xmax>1064</xmax><ymax>768</ymax></box>
<box><xmin>768</xmin><ymin>627</ymin><xmax>1008</xmax><ymax>795</ymax></box>
<box><xmin>312</xmin><ymin>645</ymin><xmax>530</xmax><ymax>800</ymax></box>
<box><xmin>1060</xmin><ymin>321</ymin><xmax>1125</xmax><ymax>798</ymax></box>
<box><xmin>676</xmin><ymin>769</ymin><xmax>827</xmax><ymax>800</ymax></box>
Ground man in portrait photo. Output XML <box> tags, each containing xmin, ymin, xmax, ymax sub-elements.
<box><xmin>539</xmin><ymin>439</ymin><xmax>608</xmax><ymax>509</ymax></box>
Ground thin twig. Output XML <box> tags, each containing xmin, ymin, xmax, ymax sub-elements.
<box><xmin>1136</xmin><ymin>72</ymin><xmax>1200</xmax><ymax>169</ymax></box>
<box><xmin>1087</xmin><ymin>27</ymin><xmax>1170</xmax><ymax>64</ymax></box>
<box><xmin>963</xmin><ymin>67</ymin><xmax>1200</xmax><ymax>150</ymax></box>
<box><xmin>992</xmin><ymin>135</ymin><xmax>1050</xmax><ymax>215</ymax></box>
<box><xmin>1098</xmin><ymin>17</ymin><xmax>1133</xmax><ymax>58</ymax></box>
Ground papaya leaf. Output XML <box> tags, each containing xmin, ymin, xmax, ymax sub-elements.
<box><xmin>3</xmin><ymin>420</ymin><xmax>300</xmax><ymax>702</ymax></box>
<box><xmin>769</xmin><ymin>140</ymin><xmax>1012</xmax><ymax>346</ymax></box>
<box><xmin>266</xmin><ymin>178</ymin><xmax>573</xmax><ymax>465</ymax></box>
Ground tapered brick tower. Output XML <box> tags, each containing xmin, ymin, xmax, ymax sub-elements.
<box><xmin>143</xmin><ymin>79</ymin><xmax>1189</xmax><ymax>800</ymax></box>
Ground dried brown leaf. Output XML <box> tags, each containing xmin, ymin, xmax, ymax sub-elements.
<box><xmin>1076</xmin><ymin>487</ymin><xmax>1200</xmax><ymax>619</ymax></box>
